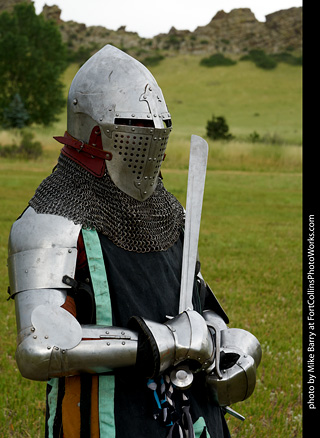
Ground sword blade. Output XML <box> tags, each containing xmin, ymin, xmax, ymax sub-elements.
<box><xmin>179</xmin><ymin>135</ymin><xmax>208</xmax><ymax>313</ymax></box>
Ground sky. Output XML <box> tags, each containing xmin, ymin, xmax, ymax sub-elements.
<box><xmin>33</xmin><ymin>0</ymin><xmax>303</xmax><ymax>38</ymax></box>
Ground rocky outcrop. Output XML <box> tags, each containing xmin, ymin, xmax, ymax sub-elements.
<box><xmin>0</xmin><ymin>0</ymin><xmax>30</xmax><ymax>13</ymax></box>
<box><xmin>151</xmin><ymin>7</ymin><xmax>302</xmax><ymax>55</ymax></box>
<box><xmin>1</xmin><ymin>2</ymin><xmax>302</xmax><ymax>60</ymax></box>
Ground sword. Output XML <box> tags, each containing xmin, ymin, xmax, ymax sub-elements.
<box><xmin>179</xmin><ymin>134</ymin><xmax>208</xmax><ymax>313</ymax></box>
<box><xmin>171</xmin><ymin>140</ymin><xmax>247</xmax><ymax>422</ymax></box>
<box><xmin>170</xmin><ymin>135</ymin><xmax>208</xmax><ymax>390</ymax></box>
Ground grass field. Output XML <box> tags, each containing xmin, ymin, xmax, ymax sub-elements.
<box><xmin>0</xmin><ymin>56</ymin><xmax>302</xmax><ymax>437</ymax></box>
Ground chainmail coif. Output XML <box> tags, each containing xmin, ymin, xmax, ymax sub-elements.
<box><xmin>29</xmin><ymin>153</ymin><xmax>185</xmax><ymax>253</ymax></box>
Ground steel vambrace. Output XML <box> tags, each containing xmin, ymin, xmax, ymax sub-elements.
<box><xmin>15</xmin><ymin>302</ymin><xmax>139</xmax><ymax>381</ymax></box>
<box><xmin>14</xmin><ymin>293</ymin><xmax>214</xmax><ymax>381</ymax></box>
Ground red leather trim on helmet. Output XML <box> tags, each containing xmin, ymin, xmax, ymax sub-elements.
<box><xmin>54</xmin><ymin>129</ymin><xmax>112</xmax><ymax>178</ymax></box>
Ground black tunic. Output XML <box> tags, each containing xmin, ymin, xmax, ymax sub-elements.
<box><xmin>98</xmin><ymin>232</ymin><xmax>230</xmax><ymax>438</ymax></box>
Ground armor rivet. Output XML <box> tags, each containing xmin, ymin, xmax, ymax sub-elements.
<box><xmin>154</xmin><ymin>115</ymin><xmax>157</xmax><ymax>117</ymax></box>
<box><xmin>47</xmin><ymin>346</ymin><xmax>51</xmax><ymax>350</ymax></box>
<box><xmin>122</xmin><ymin>342</ymin><xmax>126</xmax><ymax>345</ymax></box>
<box><xmin>238</xmin><ymin>361</ymin><xmax>242</xmax><ymax>365</ymax></box>
<box><xmin>223</xmin><ymin>370</ymin><xmax>226</xmax><ymax>373</ymax></box>
<box><xmin>115</xmin><ymin>126</ymin><xmax>118</xmax><ymax>129</ymax></box>
<box><xmin>85</xmin><ymin>278</ymin><xmax>90</xmax><ymax>283</ymax></box>
<box><xmin>147</xmin><ymin>115</ymin><xmax>150</xmax><ymax>118</ymax></box>
<box><xmin>99</xmin><ymin>117</ymin><xmax>103</xmax><ymax>122</ymax></box>
<box><xmin>45</xmin><ymin>335</ymin><xmax>48</xmax><ymax>339</ymax></box>
<box><xmin>149</xmin><ymin>87</ymin><xmax>152</xmax><ymax>91</ymax></box>
<box><xmin>31</xmin><ymin>327</ymin><xmax>35</xmax><ymax>332</ymax></box>
<box><xmin>121</xmin><ymin>331</ymin><xmax>125</xmax><ymax>335</ymax></box>
<box><xmin>107</xmin><ymin>342</ymin><xmax>110</xmax><ymax>346</ymax></box>
<box><xmin>143</xmin><ymin>191</ymin><xmax>147</xmax><ymax>194</ymax></box>
<box><xmin>68</xmin><ymin>249</ymin><xmax>72</xmax><ymax>253</ymax></box>
<box><xmin>144</xmin><ymin>176</ymin><xmax>148</xmax><ymax>180</ymax></box>
<box><xmin>131</xmin><ymin>114</ymin><xmax>135</xmax><ymax>117</ymax></box>
<box><xmin>132</xmin><ymin>128</ymin><xmax>135</xmax><ymax>131</ymax></box>
<box><xmin>106</xmin><ymin>331</ymin><xmax>109</xmax><ymax>334</ymax></box>
<box><xmin>106</xmin><ymin>129</ymin><xmax>110</xmax><ymax>133</ymax></box>
<box><xmin>153</xmin><ymin>137</ymin><xmax>157</xmax><ymax>140</ymax></box>
<box><xmin>137</xmin><ymin>182</ymin><xmax>141</xmax><ymax>186</ymax></box>
<box><xmin>55</xmin><ymin>347</ymin><xmax>59</xmax><ymax>351</ymax></box>
<box><xmin>73</xmin><ymin>98</ymin><xmax>78</xmax><ymax>105</ymax></box>
<box><xmin>62</xmin><ymin>350</ymin><xmax>66</xmax><ymax>354</ymax></box>
<box><xmin>25</xmin><ymin>269</ymin><xmax>28</xmax><ymax>273</ymax></box>
<box><xmin>116</xmin><ymin>113</ymin><xmax>119</xmax><ymax>116</ymax></box>
<box><xmin>33</xmin><ymin>335</ymin><xmax>37</xmax><ymax>339</ymax></box>
<box><xmin>92</xmin><ymin>143</ymin><xmax>96</xmax><ymax>147</ymax></box>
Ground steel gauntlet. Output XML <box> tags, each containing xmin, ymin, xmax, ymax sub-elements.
<box><xmin>203</xmin><ymin>310</ymin><xmax>262</xmax><ymax>406</ymax></box>
<box><xmin>129</xmin><ymin>309</ymin><xmax>215</xmax><ymax>378</ymax></box>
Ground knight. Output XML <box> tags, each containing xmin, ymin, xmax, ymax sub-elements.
<box><xmin>7</xmin><ymin>44</ymin><xmax>261</xmax><ymax>438</ymax></box>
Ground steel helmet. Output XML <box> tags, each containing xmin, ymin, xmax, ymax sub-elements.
<box><xmin>67</xmin><ymin>44</ymin><xmax>172</xmax><ymax>201</ymax></box>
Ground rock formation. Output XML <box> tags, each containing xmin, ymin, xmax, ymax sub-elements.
<box><xmin>1</xmin><ymin>1</ymin><xmax>302</xmax><ymax>61</ymax></box>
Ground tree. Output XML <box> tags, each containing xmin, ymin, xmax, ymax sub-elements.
<box><xmin>0</xmin><ymin>2</ymin><xmax>67</xmax><ymax>127</ymax></box>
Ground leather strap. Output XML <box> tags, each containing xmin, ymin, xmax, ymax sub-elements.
<box><xmin>54</xmin><ymin>129</ymin><xmax>112</xmax><ymax>178</ymax></box>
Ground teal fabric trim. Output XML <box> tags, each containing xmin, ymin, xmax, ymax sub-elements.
<box><xmin>193</xmin><ymin>416</ymin><xmax>208</xmax><ymax>438</ymax></box>
<box><xmin>47</xmin><ymin>378</ymin><xmax>59</xmax><ymax>438</ymax></box>
<box><xmin>82</xmin><ymin>228</ymin><xmax>115</xmax><ymax>438</ymax></box>
<box><xmin>99</xmin><ymin>375</ymin><xmax>116</xmax><ymax>437</ymax></box>
<box><xmin>82</xmin><ymin>228</ymin><xmax>112</xmax><ymax>326</ymax></box>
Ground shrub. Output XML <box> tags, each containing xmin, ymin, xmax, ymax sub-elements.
<box><xmin>247</xmin><ymin>131</ymin><xmax>286</xmax><ymax>145</ymax></box>
<box><xmin>241</xmin><ymin>49</ymin><xmax>277</xmax><ymax>70</ymax></box>
<box><xmin>271</xmin><ymin>52</ymin><xmax>302</xmax><ymax>66</ymax></box>
<box><xmin>0</xmin><ymin>130</ymin><xmax>43</xmax><ymax>159</ymax></box>
<box><xmin>142</xmin><ymin>54</ymin><xmax>165</xmax><ymax>67</ymax></box>
<box><xmin>248</xmin><ymin>131</ymin><xmax>261</xmax><ymax>143</ymax></box>
<box><xmin>200</xmin><ymin>53</ymin><xmax>237</xmax><ymax>67</ymax></box>
<box><xmin>206</xmin><ymin>115</ymin><xmax>234</xmax><ymax>140</ymax></box>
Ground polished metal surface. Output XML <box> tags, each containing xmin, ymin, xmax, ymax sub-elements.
<box><xmin>203</xmin><ymin>310</ymin><xmax>228</xmax><ymax>332</ymax></box>
<box><xmin>142</xmin><ymin>309</ymin><xmax>214</xmax><ymax>374</ymax></box>
<box><xmin>206</xmin><ymin>327</ymin><xmax>262</xmax><ymax>406</ymax></box>
<box><xmin>206</xmin><ymin>354</ymin><xmax>257</xmax><ymax>406</ymax></box>
<box><xmin>67</xmin><ymin>44</ymin><xmax>172</xmax><ymax>200</ymax></box>
<box><xmin>170</xmin><ymin>365</ymin><xmax>194</xmax><ymax>389</ymax></box>
<box><xmin>8</xmin><ymin>207</ymin><xmax>81</xmax><ymax>255</ymax></box>
<box><xmin>15</xmin><ymin>288</ymin><xmax>66</xmax><ymax>333</ymax></box>
<box><xmin>179</xmin><ymin>135</ymin><xmax>208</xmax><ymax>312</ymax></box>
<box><xmin>8</xmin><ymin>207</ymin><xmax>81</xmax><ymax>294</ymax></box>
<box><xmin>221</xmin><ymin>328</ymin><xmax>262</xmax><ymax>369</ymax></box>
<box><xmin>16</xmin><ymin>322</ymin><xmax>139</xmax><ymax>381</ymax></box>
<box><xmin>31</xmin><ymin>304</ymin><xmax>82</xmax><ymax>350</ymax></box>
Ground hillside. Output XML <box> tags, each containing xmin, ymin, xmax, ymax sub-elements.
<box><xmin>1</xmin><ymin>1</ymin><xmax>302</xmax><ymax>61</ymax></box>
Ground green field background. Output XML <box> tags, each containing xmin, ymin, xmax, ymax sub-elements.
<box><xmin>0</xmin><ymin>57</ymin><xmax>302</xmax><ymax>437</ymax></box>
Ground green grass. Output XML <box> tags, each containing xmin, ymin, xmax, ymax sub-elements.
<box><xmin>0</xmin><ymin>57</ymin><xmax>302</xmax><ymax>437</ymax></box>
